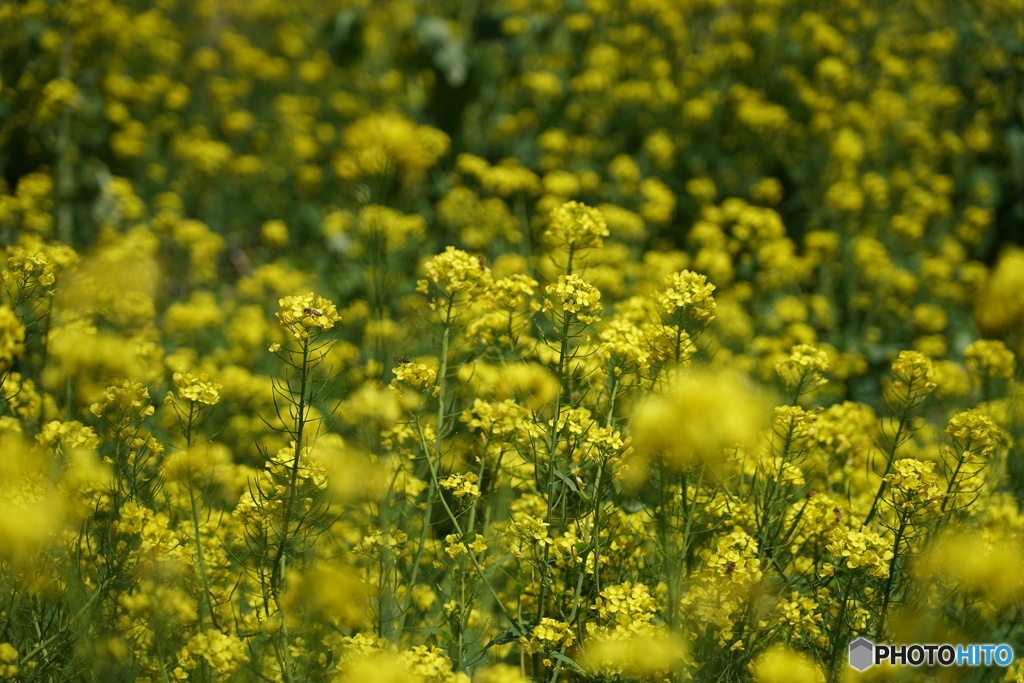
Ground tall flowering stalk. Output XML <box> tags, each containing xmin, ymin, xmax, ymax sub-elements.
<box><xmin>412</xmin><ymin>246</ymin><xmax>538</xmax><ymax>666</ymax></box>
<box><xmin>244</xmin><ymin>293</ymin><xmax>339</xmax><ymax>682</ymax></box>
<box><xmin>863</xmin><ymin>351</ymin><xmax>936</xmax><ymax>525</ymax></box>
<box><xmin>873</xmin><ymin>458</ymin><xmax>944</xmax><ymax>639</ymax></box>
<box><xmin>627</xmin><ymin>271</ymin><xmax>725</xmax><ymax>634</ymax></box>
<box><xmin>749</xmin><ymin>345</ymin><xmax>829</xmax><ymax>574</ymax></box>
<box><xmin>531</xmin><ymin>202</ymin><xmax>608</xmax><ymax>678</ymax></box>
<box><xmin>164</xmin><ymin>371</ymin><xmax>222</xmax><ymax>628</ymax></box>
<box><xmin>1</xmin><ymin>244</ymin><xmax>75</xmax><ymax>421</ymax></box>
<box><xmin>89</xmin><ymin>379</ymin><xmax>158</xmax><ymax>507</ymax></box>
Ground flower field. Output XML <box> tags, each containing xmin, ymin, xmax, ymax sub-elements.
<box><xmin>3</xmin><ymin>0</ymin><xmax>1024</xmax><ymax>681</ymax></box>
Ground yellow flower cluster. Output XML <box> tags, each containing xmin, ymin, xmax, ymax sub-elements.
<box><xmin>916</xmin><ymin>529</ymin><xmax>1024</xmax><ymax>610</ymax></box>
<box><xmin>884</xmin><ymin>458</ymin><xmax>944</xmax><ymax>516</ymax></box>
<box><xmin>630</xmin><ymin>367</ymin><xmax>772</xmax><ymax>481</ymax></box>
<box><xmin>888</xmin><ymin>350</ymin><xmax>937</xmax><ymax>407</ymax></box>
<box><xmin>598</xmin><ymin>316</ymin><xmax>654</xmax><ymax>374</ymax></box>
<box><xmin>543</xmin><ymin>274</ymin><xmax>602</xmax><ymax>324</ymax></box>
<box><xmin>334</xmin><ymin>111</ymin><xmax>451</xmax><ymax>187</ymax></box>
<box><xmin>543</xmin><ymin>200</ymin><xmax>609</xmax><ymax>252</ymax></box>
<box><xmin>273</xmin><ymin>292</ymin><xmax>340</xmax><ymax>343</ymax></box>
<box><xmin>169</xmin><ymin>371</ymin><xmax>221</xmax><ymax>405</ymax></box>
<box><xmin>181</xmin><ymin>629</ymin><xmax>249</xmax><ymax>675</ymax></box>
<box><xmin>964</xmin><ymin>338</ymin><xmax>1016</xmax><ymax>379</ymax></box>
<box><xmin>89</xmin><ymin>380</ymin><xmax>155</xmax><ymax>422</ymax></box>
<box><xmin>416</xmin><ymin>246</ymin><xmax>493</xmax><ymax>314</ymax></box>
<box><xmin>775</xmin><ymin>592</ymin><xmax>825</xmax><ymax>647</ymax></box>
<box><xmin>0</xmin><ymin>306</ymin><xmax>25</xmax><ymax>371</ymax></box>
<box><xmin>590</xmin><ymin>582</ymin><xmax>656</xmax><ymax>624</ymax></box>
<box><xmin>506</xmin><ymin>513</ymin><xmax>550</xmax><ymax>556</ymax></box>
<box><xmin>775</xmin><ymin>343</ymin><xmax>830</xmax><ymax>396</ymax></box>
<box><xmin>825</xmin><ymin>528</ymin><xmax>894</xmax><ymax>578</ymax></box>
<box><xmin>461</xmin><ymin>398</ymin><xmax>529</xmax><ymax>439</ymax></box>
<box><xmin>37</xmin><ymin>420</ymin><xmax>100</xmax><ymax>451</ymax></box>
<box><xmin>489</xmin><ymin>274</ymin><xmax>540</xmax><ymax>311</ymax></box>
<box><xmin>656</xmin><ymin>270</ymin><xmax>717</xmax><ymax>324</ymax></box>
<box><xmin>390</xmin><ymin>360</ymin><xmax>439</xmax><ymax>395</ymax></box>
<box><xmin>0</xmin><ymin>643</ymin><xmax>18</xmax><ymax>680</ymax></box>
<box><xmin>976</xmin><ymin>247</ymin><xmax>1024</xmax><ymax>336</ymax></box>
<box><xmin>946</xmin><ymin>409</ymin><xmax>1002</xmax><ymax>458</ymax></box>
<box><xmin>3</xmin><ymin>247</ymin><xmax>60</xmax><ymax>290</ymax></box>
<box><xmin>443</xmin><ymin>532</ymin><xmax>486</xmax><ymax>559</ymax></box>
<box><xmin>4</xmin><ymin>0</ymin><xmax>1024</xmax><ymax>679</ymax></box>
<box><xmin>749</xmin><ymin>644</ymin><xmax>824</xmax><ymax>683</ymax></box>
<box><xmin>439</xmin><ymin>472</ymin><xmax>481</xmax><ymax>501</ymax></box>
<box><xmin>524</xmin><ymin>618</ymin><xmax>575</xmax><ymax>650</ymax></box>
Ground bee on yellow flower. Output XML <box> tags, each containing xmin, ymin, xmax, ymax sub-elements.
<box><xmin>274</xmin><ymin>293</ymin><xmax>340</xmax><ymax>342</ymax></box>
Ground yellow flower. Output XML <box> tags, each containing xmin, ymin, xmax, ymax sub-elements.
<box><xmin>884</xmin><ymin>458</ymin><xmax>944</xmax><ymax>516</ymax></box>
<box><xmin>964</xmin><ymin>338</ymin><xmax>1016</xmax><ymax>379</ymax></box>
<box><xmin>337</xmin><ymin>111</ymin><xmax>450</xmax><ymax>186</ymax></box>
<box><xmin>0</xmin><ymin>305</ymin><xmax>26</xmax><ymax>371</ymax></box>
<box><xmin>0</xmin><ymin>642</ymin><xmax>18</xmax><ymax>679</ymax></box>
<box><xmin>826</xmin><ymin>528</ymin><xmax>894</xmax><ymax>578</ymax></box>
<box><xmin>182</xmin><ymin>629</ymin><xmax>249</xmax><ymax>675</ymax></box>
<box><xmin>582</xmin><ymin>631</ymin><xmax>688</xmax><ymax>678</ymax></box>
<box><xmin>274</xmin><ymin>292</ymin><xmax>340</xmax><ymax>342</ymax></box>
<box><xmin>543</xmin><ymin>200</ymin><xmax>609</xmax><ymax>252</ymax></box>
<box><xmin>657</xmin><ymin>270</ymin><xmax>717</xmax><ymax>328</ymax></box>
<box><xmin>170</xmin><ymin>371</ymin><xmax>221</xmax><ymax>405</ymax></box>
<box><xmin>628</xmin><ymin>367</ymin><xmax>772</xmax><ymax>483</ymax></box>
<box><xmin>526</xmin><ymin>618</ymin><xmax>575</xmax><ymax>650</ymax></box>
<box><xmin>390</xmin><ymin>360</ymin><xmax>439</xmax><ymax>395</ymax></box>
<box><xmin>975</xmin><ymin>247</ymin><xmax>1024</xmax><ymax>336</ymax></box>
<box><xmin>89</xmin><ymin>380</ymin><xmax>155</xmax><ymax>421</ymax></box>
<box><xmin>473</xmin><ymin>664</ymin><xmax>529</xmax><ymax>683</ymax></box>
<box><xmin>749</xmin><ymin>644</ymin><xmax>824</xmax><ymax>683</ymax></box>
<box><xmin>916</xmin><ymin>529</ymin><xmax>1024</xmax><ymax>610</ymax></box>
<box><xmin>439</xmin><ymin>472</ymin><xmax>481</xmax><ymax>500</ymax></box>
<box><xmin>260</xmin><ymin>219</ymin><xmax>289</xmax><ymax>247</ymax></box>
<box><xmin>417</xmin><ymin>246</ymin><xmax>493</xmax><ymax>315</ymax></box>
<box><xmin>946</xmin><ymin>409</ymin><xmax>1001</xmax><ymax>458</ymax></box>
<box><xmin>776</xmin><ymin>343</ymin><xmax>829</xmax><ymax>396</ymax></box>
<box><xmin>888</xmin><ymin>350</ymin><xmax>937</xmax><ymax>408</ymax></box>
<box><xmin>544</xmin><ymin>274</ymin><xmax>602</xmax><ymax>324</ymax></box>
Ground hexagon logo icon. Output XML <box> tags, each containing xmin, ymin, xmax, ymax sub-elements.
<box><xmin>849</xmin><ymin>637</ymin><xmax>874</xmax><ymax>671</ymax></box>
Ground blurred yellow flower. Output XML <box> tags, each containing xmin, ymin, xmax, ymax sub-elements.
<box><xmin>750</xmin><ymin>644</ymin><xmax>824</xmax><ymax>683</ymax></box>
<box><xmin>628</xmin><ymin>367</ymin><xmax>772</xmax><ymax>483</ymax></box>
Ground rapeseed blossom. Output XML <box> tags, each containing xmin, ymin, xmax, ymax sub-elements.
<box><xmin>0</xmin><ymin>306</ymin><xmax>25</xmax><ymax>371</ymax></box>
<box><xmin>543</xmin><ymin>200</ymin><xmax>609</xmax><ymax>252</ymax></box>
<box><xmin>629</xmin><ymin>367</ymin><xmax>773</xmax><ymax>481</ymax></box>
<box><xmin>2</xmin><ymin>0</ymin><xmax>1023</xmax><ymax>681</ymax></box>
<box><xmin>543</xmin><ymin>274</ymin><xmax>603</xmax><ymax>324</ymax></box>
<box><xmin>274</xmin><ymin>292</ymin><xmax>340</xmax><ymax>343</ymax></box>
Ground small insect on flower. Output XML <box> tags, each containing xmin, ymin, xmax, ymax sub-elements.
<box><xmin>833</xmin><ymin>508</ymin><xmax>843</xmax><ymax>524</ymax></box>
<box><xmin>724</xmin><ymin>561</ymin><xmax>736</xmax><ymax>575</ymax></box>
<box><xmin>303</xmin><ymin>307</ymin><xmax>322</xmax><ymax>317</ymax></box>
<box><xmin>394</xmin><ymin>356</ymin><xmax>412</xmax><ymax>365</ymax></box>
<box><xmin>477</xmin><ymin>256</ymin><xmax>486</xmax><ymax>271</ymax></box>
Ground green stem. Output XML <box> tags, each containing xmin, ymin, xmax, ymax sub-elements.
<box><xmin>414</xmin><ymin>418</ymin><xmax>525</xmax><ymax>640</ymax></box>
<box><xmin>826</xmin><ymin>579</ymin><xmax>852</xmax><ymax>678</ymax></box>
<box><xmin>586</xmin><ymin>376</ymin><xmax>618</xmax><ymax>597</ymax></box>
<box><xmin>188</xmin><ymin>476</ymin><xmax>215</xmax><ymax>628</ymax></box>
<box><xmin>17</xmin><ymin>575</ymin><xmax>113</xmax><ymax>669</ymax></box>
<box><xmin>863</xmin><ymin>413</ymin><xmax>907</xmax><ymax>526</ymax></box>
<box><xmin>535</xmin><ymin>310</ymin><xmax>573</xmax><ymax>661</ymax></box>
<box><xmin>876</xmin><ymin>511</ymin><xmax>910</xmax><ymax>641</ymax></box>
<box><xmin>272</xmin><ymin>336</ymin><xmax>312</xmax><ymax>597</ymax></box>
